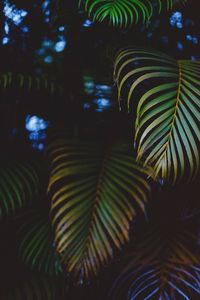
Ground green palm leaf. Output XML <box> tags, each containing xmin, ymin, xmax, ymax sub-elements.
<box><xmin>47</xmin><ymin>139</ymin><xmax>151</xmax><ymax>280</ymax></box>
<box><xmin>0</xmin><ymin>162</ymin><xmax>39</xmax><ymax>218</ymax></box>
<box><xmin>79</xmin><ymin>0</ymin><xmax>187</xmax><ymax>27</ymax></box>
<box><xmin>0</xmin><ymin>72</ymin><xmax>63</xmax><ymax>95</ymax></box>
<box><xmin>18</xmin><ymin>211</ymin><xmax>63</xmax><ymax>276</ymax></box>
<box><xmin>4</xmin><ymin>277</ymin><xmax>64</xmax><ymax>300</ymax></box>
<box><xmin>110</xmin><ymin>226</ymin><xmax>200</xmax><ymax>299</ymax></box>
<box><xmin>114</xmin><ymin>48</ymin><xmax>200</xmax><ymax>183</ymax></box>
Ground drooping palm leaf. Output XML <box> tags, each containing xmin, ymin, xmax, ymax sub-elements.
<box><xmin>0</xmin><ymin>72</ymin><xmax>63</xmax><ymax>95</ymax></box>
<box><xmin>0</xmin><ymin>162</ymin><xmax>39</xmax><ymax>218</ymax></box>
<box><xmin>47</xmin><ymin>139</ymin><xmax>151</xmax><ymax>280</ymax></box>
<box><xmin>110</xmin><ymin>225</ymin><xmax>200</xmax><ymax>299</ymax></box>
<box><xmin>78</xmin><ymin>0</ymin><xmax>187</xmax><ymax>27</ymax></box>
<box><xmin>18</xmin><ymin>211</ymin><xmax>63</xmax><ymax>276</ymax></box>
<box><xmin>114</xmin><ymin>48</ymin><xmax>200</xmax><ymax>183</ymax></box>
<box><xmin>4</xmin><ymin>277</ymin><xmax>65</xmax><ymax>300</ymax></box>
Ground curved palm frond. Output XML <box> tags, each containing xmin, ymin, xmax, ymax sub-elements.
<box><xmin>0</xmin><ymin>72</ymin><xmax>63</xmax><ymax>95</ymax></box>
<box><xmin>110</xmin><ymin>226</ymin><xmax>200</xmax><ymax>299</ymax></box>
<box><xmin>157</xmin><ymin>0</ymin><xmax>187</xmax><ymax>12</ymax></box>
<box><xmin>0</xmin><ymin>162</ymin><xmax>39</xmax><ymax>218</ymax></box>
<box><xmin>78</xmin><ymin>0</ymin><xmax>187</xmax><ymax>27</ymax></box>
<box><xmin>4</xmin><ymin>277</ymin><xmax>64</xmax><ymax>300</ymax></box>
<box><xmin>47</xmin><ymin>139</ymin><xmax>151</xmax><ymax>280</ymax></box>
<box><xmin>114</xmin><ymin>48</ymin><xmax>200</xmax><ymax>183</ymax></box>
<box><xmin>18</xmin><ymin>211</ymin><xmax>63</xmax><ymax>276</ymax></box>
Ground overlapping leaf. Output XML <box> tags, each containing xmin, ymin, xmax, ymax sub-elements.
<box><xmin>18</xmin><ymin>212</ymin><xmax>63</xmax><ymax>276</ymax></box>
<box><xmin>114</xmin><ymin>48</ymin><xmax>200</xmax><ymax>183</ymax></box>
<box><xmin>78</xmin><ymin>0</ymin><xmax>186</xmax><ymax>27</ymax></box>
<box><xmin>0</xmin><ymin>162</ymin><xmax>39</xmax><ymax>218</ymax></box>
<box><xmin>110</xmin><ymin>225</ymin><xmax>200</xmax><ymax>299</ymax></box>
<box><xmin>47</xmin><ymin>139</ymin><xmax>151</xmax><ymax>280</ymax></box>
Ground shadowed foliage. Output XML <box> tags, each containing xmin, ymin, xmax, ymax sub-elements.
<box><xmin>0</xmin><ymin>0</ymin><xmax>199</xmax><ymax>298</ymax></box>
<box><xmin>0</xmin><ymin>72</ymin><xmax>63</xmax><ymax>95</ymax></box>
<box><xmin>110</xmin><ymin>223</ymin><xmax>200</xmax><ymax>299</ymax></box>
<box><xmin>0</xmin><ymin>162</ymin><xmax>39</xmax><ymax>218</ymax></box>
<box><xmin>4</xmin><ymin>277</ymin><xmax>65</xmax><ymax>300</ymax></box>
<box><xmin>18</xmin><ymin>211</ymin><xmax>63</xmax><ymax>276</ymax></box>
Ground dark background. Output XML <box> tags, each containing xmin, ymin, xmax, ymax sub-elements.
<box><xmin>0</xmin><ymin>0</ymin><xmax>200</xmax><ymax>298</ymax></box>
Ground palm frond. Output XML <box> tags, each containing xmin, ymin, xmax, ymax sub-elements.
<box><xmin>47</xmin><ymin>139</ymin><xmax>151</xmax><ymax>280</ymax></box>
<box><xmin>114</xmin><ymin>48</ymin><xmax>200</xmax><ymax>183</ymax></box>
<box><xmin>0</xmin><ymin>72</ymin><xmax>63</xmax><ymax>95</ymax></box>
<box><xmin>110</xmin><ymin>226</ymin><xmax>200</xmax><ymax>299</ymax></box>
<box><xmin>18</xmin><ymin>211</ymin><xmax>63</xmax><ymax>276</ymax></box>
<box><xmin>0</xmin><ymin>162</ymin><xmax>39</xmax><ymax>218</ymax></box>
<box><xmin>4</xmin><ymin>277</ymin><xmax>64</xmax><ymax>300</ymax></box>
<box><xmin>78</xmin><ymin>0</ymin><xmax>187</xmax><ymax>27</ymax></box>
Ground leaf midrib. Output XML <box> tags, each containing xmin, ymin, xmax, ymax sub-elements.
<box><xmin>155</xmin><ymin>61</ymin><xmax>182</xmax><ymax>173</ymax></box>
<box><xmin>78</xmin><ymin>151</ymin><xmax>108</xmax><ymax>275</ymax></box>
